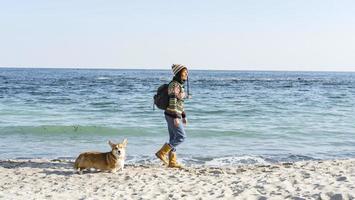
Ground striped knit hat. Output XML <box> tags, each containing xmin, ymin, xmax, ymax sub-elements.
<box><xmin>171</xmin><ymin>64</ymin><xmax>187</xmax><ymax>75</ymax></box>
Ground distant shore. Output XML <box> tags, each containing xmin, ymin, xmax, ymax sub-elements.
<box><xmin>0</xmin><ymin>158</ymin><xmax>354</xmax><ymax>199</ymax></box>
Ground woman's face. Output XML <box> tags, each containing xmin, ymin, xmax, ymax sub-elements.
<box><xmin>180</xmin><ymin>68</ymin><xmax>188</xmax><ymax>81</ymax></box>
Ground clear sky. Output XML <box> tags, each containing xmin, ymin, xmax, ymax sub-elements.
<box><xmin>1</xmin><ymin>0</ymin><xmax>355</xmax><ymax>71</ymax></box>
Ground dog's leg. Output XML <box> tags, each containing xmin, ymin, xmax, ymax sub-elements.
<box><xmin>77</xmin><ymin>168</ymin><xmax>83</xmax><ymax>175</ymax></box>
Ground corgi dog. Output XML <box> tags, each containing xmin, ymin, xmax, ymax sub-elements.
<box><xmin>74</xmin><ymin>139</ymin><xmax>128</xmax><ymax>174</ymax></box>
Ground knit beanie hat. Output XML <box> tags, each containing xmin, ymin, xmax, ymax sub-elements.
<box><xmin>171</xmin><ymin>64</ymin><xmax>187</xmax><ymax>75</ymax></box>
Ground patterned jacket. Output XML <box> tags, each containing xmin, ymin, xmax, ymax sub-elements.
<box><xmin>164</xmin><ymin>80</ymin><xmax>186</xmax><ymax>119</ymax></box>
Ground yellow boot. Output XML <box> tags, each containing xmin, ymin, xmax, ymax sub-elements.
<box><xmin>168</xmin><ymin>151</ymin><xmax>182</xmax><ymax>168</ymax></box>
<box><xmin>155</xmin><ymin>143</ymin><xmax>172</xmax><ymax>165</ymax></box>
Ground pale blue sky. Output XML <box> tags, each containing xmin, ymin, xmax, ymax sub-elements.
<box><xmin>1</xmin><ymin>0</ymin><xmax>355</xmax><ymax>71</ymax></box>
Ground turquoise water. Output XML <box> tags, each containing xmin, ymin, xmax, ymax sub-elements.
<box><xmin>1</xmin><ymin>68</ymin><xmax>355</xmax><ymax>166</ymax></box>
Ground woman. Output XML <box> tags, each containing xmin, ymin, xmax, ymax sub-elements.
<box><xmin>155</xmin><ymin>64</ymin><xmax>189</xmax><ymax>168</ymax></box>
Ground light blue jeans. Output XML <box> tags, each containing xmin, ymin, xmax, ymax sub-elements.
<box><xmin>165</xmin><ymin>114</ymin><xmax>186</xmax><ymax>152</ymax></box>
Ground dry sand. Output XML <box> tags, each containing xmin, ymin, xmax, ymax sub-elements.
<box><xmin>0</xmin><ymin>159</ymin><xmax>354</xmax><ymax>200</ymax></box>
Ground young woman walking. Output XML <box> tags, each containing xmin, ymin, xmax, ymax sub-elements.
<box><xmin>155</xmin><ymin>64</ymin><xmax>189</xmax><ymax>168</ymax></box>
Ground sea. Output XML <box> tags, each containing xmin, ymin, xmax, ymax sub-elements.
<box><xmin>1</xmin><ymin>68</ymin><xmax>355</xmax><ymax>166</ymax></box>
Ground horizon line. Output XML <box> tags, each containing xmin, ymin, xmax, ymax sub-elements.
<box><xmin>1</xmin><ymin>66</ymin><xmax>355</xmax><ymax>73</ymax></box>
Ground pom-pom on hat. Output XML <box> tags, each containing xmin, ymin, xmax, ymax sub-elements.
<box><xmin>171</xmin><ymin>64</ymin><xmax>187</xmax><ymax>75</ymax></box>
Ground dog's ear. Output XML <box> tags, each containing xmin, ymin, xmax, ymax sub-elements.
<box><xmin>108</xmin><ymin>140</ymin><xmax>115</xmax><ymax>148</ymax></box>
<box><xmin>122</xmin><ymin>138</ymin><xmax>128</xmax><ymax>147</ymax></box>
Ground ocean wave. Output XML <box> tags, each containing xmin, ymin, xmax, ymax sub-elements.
<box><xmin>203</xmin><ymin>155</ymin><xmax>270</xmax><ymax>166</ymax></box>
<box><xmin>122</xmin><ymin>155</ymin><xmax>272</xmax><ymax>166</ymax></box>
<box><xmin>0</xmin><ymin>125</ymin><xmax>121</xmax><ymax>135</ymax></box>
<box><xmin>96</xmin><ymin>76</ymin><xmax>112</xmax><ymax>80</ymax></box>
<box><xmin>185</xmin><ymin>154</ymin><xmax>317</xmax><ymax>166</ymax></box>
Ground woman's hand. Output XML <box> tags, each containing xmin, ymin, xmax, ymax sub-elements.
<box><xmin>174</xmin><ymin>118</ymin><xmax>180</xmax><ymax>127</ymax></box>
<box><xmin>182</xmin><ymin>118</ymin><xmax>187</xmax><ymax>126</ymax></box>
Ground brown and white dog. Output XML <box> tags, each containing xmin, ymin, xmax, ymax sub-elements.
<box><xmin>74</xmin><ymin>139</ymin><xmax>127</xmax><ymax>174</ymax></box>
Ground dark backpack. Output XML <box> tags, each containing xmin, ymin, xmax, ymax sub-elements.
<box><xmin>154</xmin><ymin>83</ymin><xmax>170</xmax><ymax>110</ymax></box>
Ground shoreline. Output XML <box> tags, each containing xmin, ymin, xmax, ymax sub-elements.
<box><xmin>1</xmin><ymin>158</ymin><xmax>354</xmax><ymax>199</ymax></box>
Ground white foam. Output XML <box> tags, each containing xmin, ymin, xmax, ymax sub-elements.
<box><xmin>205</xmin><ymin>155</ymin><xmax>270</xmax><ymax>166</ymax></box>
<box><xmin>96</xmin><ymin>77</ymin><xmax>111</xmax><ymax>80</ymax></box>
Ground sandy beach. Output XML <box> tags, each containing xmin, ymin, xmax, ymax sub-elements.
<box><xmin>0</xmin><ymin>159</ymin><xmax>354</xmax><ymax>200</ymax></box>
